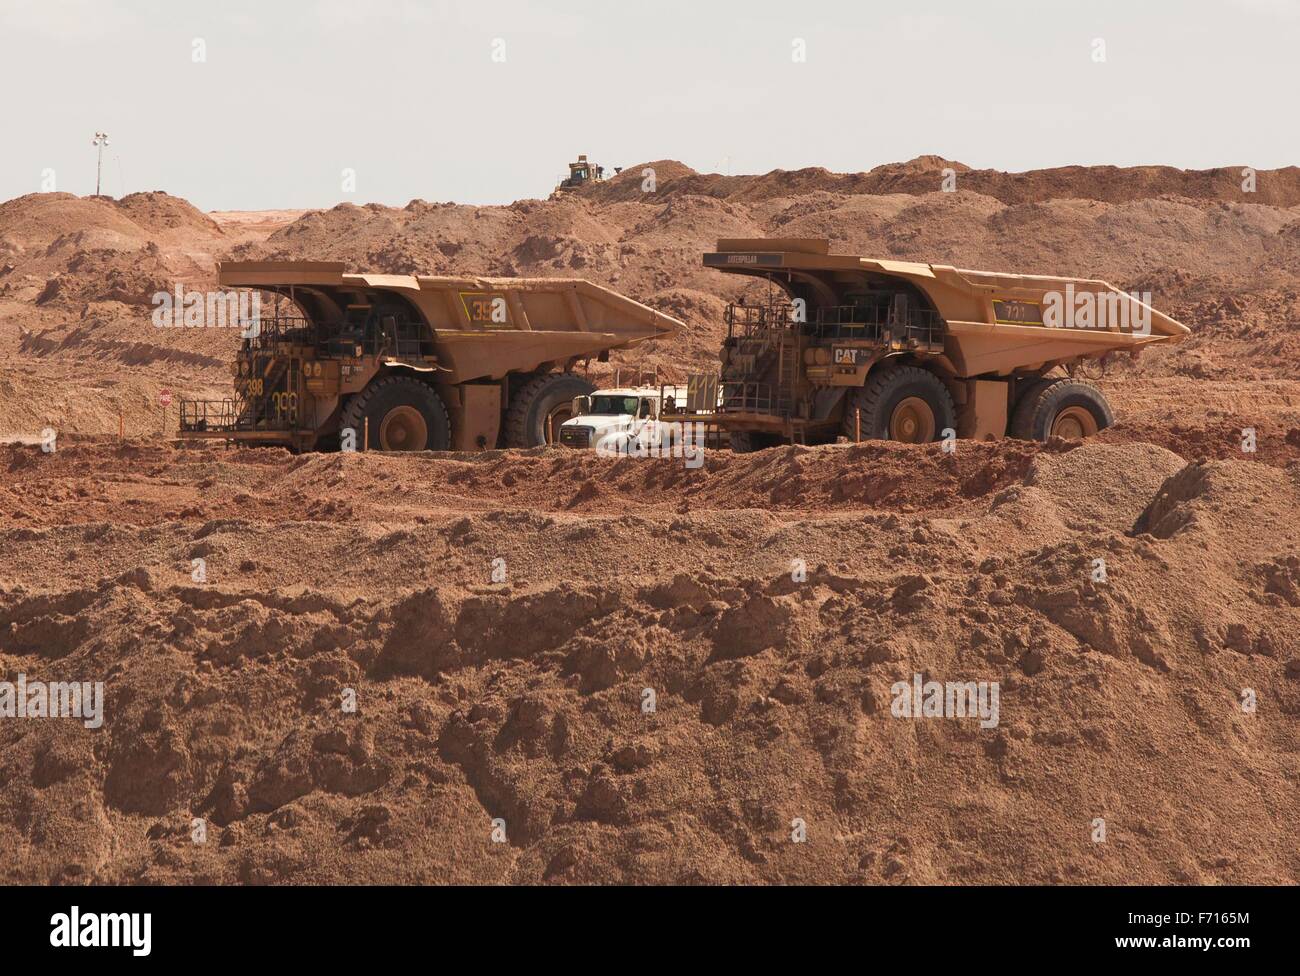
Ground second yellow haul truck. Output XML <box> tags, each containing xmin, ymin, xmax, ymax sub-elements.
<box><xmin>663</xmin><ymin>238</ymin><xmax>1190</xmax><ymax>451</ymax></box>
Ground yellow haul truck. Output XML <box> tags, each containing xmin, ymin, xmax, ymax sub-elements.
<box><xmin>664</xmin><ymin>239</ymin><xmax>1189</xmax><ymax>451</ymax></box>
<box><xmin>179</xmin><ymin>261</ymin><xmax>680</xmax><ymax>451</ymax></box>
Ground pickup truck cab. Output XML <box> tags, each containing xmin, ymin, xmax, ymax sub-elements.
<box><xmin>558</xmin><ymin>385</ymin><xmax>687</xmax><ymax>452</ymax></box>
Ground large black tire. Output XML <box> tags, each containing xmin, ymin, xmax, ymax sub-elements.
<box><xmin>1009</xmin><ymin>377</ymin><xmax>1113</xmax><ymax>442</ymax></box>
<box><xmin>505</xmin><ymin>373</ymin><xmax>595</xmax><ymax>447</ymax></box>
<box><xmin>729</xmin><ymin>430</ymin><xmax>782</xmax><ymax>454</ymax></box>
<box><xmin>340</xmin><ymin>375</ymin><xmax>451</xmax><ymax>451</ymax></box>
<box><xmin>843</xmin><ymin>364</ymin><xmax>955</xmax><ymax>443</ymax></box>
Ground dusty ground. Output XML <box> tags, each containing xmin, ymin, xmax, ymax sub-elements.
<box><xmin>1</xmin><ymin>158</ymin><xmax>1298</xmax><ymax>884</ymax></box>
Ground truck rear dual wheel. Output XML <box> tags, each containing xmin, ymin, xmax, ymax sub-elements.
<box><xmin>843</xmin><ymin>365</ymin><xmax>956</xmax><ymax>444</ymax></box>
<box><xmin>1009</xmin><ymin>378</ymin><xmax>1113</xmax><ymax>441</ymax></box>
<box><xmin>505</xmin><ymin>373</ymin><xmax>595</xmax><ymax>447</ymax></box>
<box><xmin>340</xmin><ymin>375</ymin><xmax>451</xmax><ymax>451</ymax></box>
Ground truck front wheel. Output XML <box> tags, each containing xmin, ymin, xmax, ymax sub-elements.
<box><xmin>844</xmin><ymin>365</ymin><xmax>956</xmax><ymax>444</ymax></box>
<box><xmin>340</xmin><ymin>375</ymin><xmax>451</xmax><ymax>451</ymax></box>
<box><xmin>505</xmin><ymin>373</ymin><xmax>595</xmax><ymax>447</ymax></box>
<box><xmin>729</xmin><ymin>430</ymin><xmax>782</xmax><ymax>453</ymax></box>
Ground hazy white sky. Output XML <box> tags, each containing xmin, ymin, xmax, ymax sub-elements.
<box><xmin>2</xmin><ymin>0</ymin><xmax>1297</xmax><ymax>210</ymax></box>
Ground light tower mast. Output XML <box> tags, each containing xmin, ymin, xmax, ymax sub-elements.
<box><xmin>91</xmin><ymin>132</ymin><xmax>110</xmax><ymax>196</ymax></box>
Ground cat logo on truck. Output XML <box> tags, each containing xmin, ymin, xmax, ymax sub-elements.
<box><xmin>832</xmin><ymin>347</ymin><xmax>860</xmax><ymax>366</ymax></box>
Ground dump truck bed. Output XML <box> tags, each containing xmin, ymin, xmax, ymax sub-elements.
<box><xmin>217</xmin><ymin>261</ymin><xmax>679</xmax><ymax>384</ymax></box>
<box><xmin>704</xmin><ymin>239</ymin><xmax>1188</xmax><ymax>377</ymax></box>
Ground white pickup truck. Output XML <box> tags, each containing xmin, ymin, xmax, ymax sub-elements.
<box><xmin>557</xmin><ymin>385</ymin><xmax>689</xmax><ymax>453</ymax></box>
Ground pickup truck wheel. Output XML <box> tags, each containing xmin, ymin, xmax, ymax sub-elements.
<box><xmin>845</xmin><ymin>365</ymin><xmax>955</xmax><ymax>443</ymax></box>
<box><xmin>340</xmin><ymin>376</ymin><xmax>450</xmax><ymax>451</ymax></box>
<box><xmin>505</xmin><ymin>373</ymin><xmax>595</xmax><ymax>447</ymax></box>
<box><xmin>1009</xmin><ymin>378</ymin><xmax>1112</xmax><ymax>441</ymax></box>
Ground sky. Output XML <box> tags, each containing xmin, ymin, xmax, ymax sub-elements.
<box><xmin>2</xmin><ymin>0</ymin><xmax>1297</xmax><ymax>211</ymax></box>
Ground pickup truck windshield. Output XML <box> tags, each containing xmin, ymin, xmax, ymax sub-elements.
<box><xmin>590</xmin><ymin>395</ymin><xmax>642</xmax><ymax>415</ymax></box>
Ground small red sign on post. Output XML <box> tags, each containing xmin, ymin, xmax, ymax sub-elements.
<box><xmin>159</xmin><ymin>389</ymin><xmax>173</xmax><ymax>407</ymax></box>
